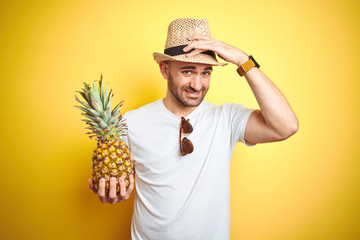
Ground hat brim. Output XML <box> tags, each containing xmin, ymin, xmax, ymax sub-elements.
<box><xmin>153</xmin><ymin>52</ymin><xmax>227</xmax><ymax>66</ymax></box>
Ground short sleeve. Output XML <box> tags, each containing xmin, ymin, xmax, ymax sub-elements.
<box><xmin>223</xmin><ymin>103</ymin><xmax>256</xmax><ymax>148</ymax></box>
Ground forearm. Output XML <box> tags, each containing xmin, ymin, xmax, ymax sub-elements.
<box><xmin>239</xmin><ymin>57</ymin><xmax>298</xmax><ymax>137</ymax></box>
<box><xmin>183</xmin><ymin>35</ymin><xmax>298</xmax><ymax>138</ymax></box>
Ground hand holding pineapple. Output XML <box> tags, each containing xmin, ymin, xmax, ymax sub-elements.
<box><xmin>75</xmin><ymin>75</ymin><xmax>134</xmax><ymax>202</ymax></box>
<box><xmin>89</xmin><ymin>176</ymin><xmax>134</xmax><ymax>203</ymax></box>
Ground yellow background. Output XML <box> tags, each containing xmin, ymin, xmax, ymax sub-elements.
<box><xmin>1</xmin><ymin>0</ymin><xmax>359</xmax><ymax>239</ymax></box>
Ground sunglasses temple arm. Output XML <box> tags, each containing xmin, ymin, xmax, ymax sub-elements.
<box><xmin>179</xmin><ymin>126</ymin><xmax>183</xmax><ymax>156</ymax></box>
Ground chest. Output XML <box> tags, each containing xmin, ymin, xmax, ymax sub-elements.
<box><xmin>127</xmin><ymin>112</ymin><xmax>232</xmax><ymax>179</ymax></box>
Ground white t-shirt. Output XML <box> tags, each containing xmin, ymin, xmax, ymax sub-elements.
<box><xmin>124</xmin><ymin>99</ymin><xmax>255</xmax><ymax>240</ymax></box>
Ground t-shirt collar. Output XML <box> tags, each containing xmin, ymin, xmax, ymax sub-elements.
<box><xmin>159</xmin><ymin>98</ymin><xmax>206</xmax><ymax>120</ymax></box>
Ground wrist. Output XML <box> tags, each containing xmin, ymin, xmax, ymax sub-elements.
<box><xmin>236</xmin><ymin>55</ymin><xmax>260</xmax><ymax>77</ymax></box>
<box><xmin>235</xmin><ymin>52</ymin><xmax>250</xmax><ymax>67</ymax></box>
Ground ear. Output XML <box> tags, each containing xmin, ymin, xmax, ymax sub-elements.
<box><xmin>159</xmin><ymin>61</ymin><xmax>170</xmax><ymax>80</ymax></box>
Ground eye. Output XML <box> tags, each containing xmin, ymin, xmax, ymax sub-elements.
<box><xmin>202</xmin><ymin>71</ymin><xmax>211</xmax><ymax>76</ymax></box>
<box><xmin>182</xmin><ymin>70</ymin><xmax>192</xmax><ymax>75</ymax></box>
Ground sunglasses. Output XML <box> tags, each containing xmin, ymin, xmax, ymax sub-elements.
<box><xmin>179</xmin><ymin>117</ymin><xmax>194</xmax><ymax>156</ymax></box>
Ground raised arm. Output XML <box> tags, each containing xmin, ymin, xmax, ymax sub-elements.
<box><xmin>183</xmin><ymin>35</ymin><xmax>298</xmax><ymax>144</ymax></box>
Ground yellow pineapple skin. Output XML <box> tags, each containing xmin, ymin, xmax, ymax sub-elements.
<box><xmin>91</xmin><ymin>138</ymin><xmax>133</xmax><ymax>193</ymax></box>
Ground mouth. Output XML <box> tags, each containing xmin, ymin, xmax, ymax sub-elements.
<box><xmin>184</xmin><ymin>89</ymin><xmax>201</xmax><ymax>98</ymax></box>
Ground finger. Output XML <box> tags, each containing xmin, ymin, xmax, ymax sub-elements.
<box><xmin>183</xmin><ymin>41</ymin><xmax>210</xmax><ymax>52</ymax></box>
<box><xmin>119</xmin><ymin>177</ymin><xmax>127</xmax><ymax>199</ymax></box>
<box><xmin>186</xmin><ymin>49</ymin><xmax>205</xmax><ymax>58</ymax></box>
<box><xmin>125</xmin><ymin>175</ymin><xmax>135</xmax><ymax>199</ymax></box>
<box><xmin>108</xmin><ymin>177</ymin><xmax>117</xmax><ymax>204</ymax></box>
<box><xmin>88</xmin><ymin>178</ymin><xmax>97</xmax><ymax>194</ymax></box>
<box><xmin>188</xmin><ymin>35</ymin><xmax>211</xmax><ymax>41</ymax></box>
<box><xmin>98</xmin><ymin>178</ymin><xmax>107</xmax><ymax>203</ymax></box>
<box><xmin>184</xmin><ymin>40</ymin><xmax>215</xmax><ymax>54</ymax></box>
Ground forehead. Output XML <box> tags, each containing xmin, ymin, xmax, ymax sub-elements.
<box><xmin>169</xmin><ymin>61</ymin><xmax>213</xmax><ymax>70</ymax></box>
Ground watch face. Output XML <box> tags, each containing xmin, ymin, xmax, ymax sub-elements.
<box><xmin>249</xmin><ymin>55</ymin><xmax>260</xmax><ymax>68</ymax></box>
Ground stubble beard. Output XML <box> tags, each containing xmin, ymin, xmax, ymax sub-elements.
<box><xmin>168</xmin><ymin>72</ymin><xmax>209</xmax><ymax>108</ymax></box>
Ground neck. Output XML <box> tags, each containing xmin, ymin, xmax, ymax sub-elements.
<box><xmin>163</xmin><ymin>92</ymin><xmax>198</xmax><ymax>117</ymax></box>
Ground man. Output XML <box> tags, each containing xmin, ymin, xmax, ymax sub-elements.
<box><xmin>89</xmin><ymin>18</ymin><xmax>298</xmax><ymax>239</ymax></box>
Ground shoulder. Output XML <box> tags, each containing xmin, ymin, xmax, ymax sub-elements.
<box><xmin>221</xmin><ymin>103</ymin><xmax>250</xmax><ymax>114</ymax></box>
<box><xmin>124</xmin><ymin>99</ymin><xmax>161</xmax><ymax>120</ymax></box>
<box><xmin>201</xmin><ymin>101</ymin><xmax>250</xmax><ymax>115</ymax></box>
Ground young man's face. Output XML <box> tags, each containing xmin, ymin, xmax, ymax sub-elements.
<box><xmin>166</xmin><ymin>61</ymin><xmax>213</xmax><ymax>107</ymax></box>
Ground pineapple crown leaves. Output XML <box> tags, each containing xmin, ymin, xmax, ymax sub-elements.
<box><xmin>74</xmin><ymin>74</ymin><xmax>127</xmax><ymax>140</ymax></box>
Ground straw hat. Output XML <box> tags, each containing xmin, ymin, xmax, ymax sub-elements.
<box><xmin>153</xmin><ymin>18</ymin><xmax>227</xmax><ymax>66</ymax></box>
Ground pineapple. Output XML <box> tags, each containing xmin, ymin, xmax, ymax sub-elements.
<box><xmin>75</xmin><ymin>74</ymin><xmax>133</xmax><ymax>193</ymax></box>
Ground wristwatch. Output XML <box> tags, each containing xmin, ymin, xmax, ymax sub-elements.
<box><xmin>236</xmin><ymin>55</ymin><xmax>260</xmax><ymax>77</ymax></box>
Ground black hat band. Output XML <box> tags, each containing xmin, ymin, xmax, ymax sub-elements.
<box><xmin>164</xmin><ymin>45</ymin><xmax>217</xmax><ymax>60</ymax></box>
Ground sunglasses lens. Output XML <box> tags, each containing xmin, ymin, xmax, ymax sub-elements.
<box><xmin>181</xmin><ymin>137</ymin><xmax>194</xmax><ymax>155</ymax></box>
<box><xmin>181</xmin><ymin>118</ymin><xmax>193</xmax><ymax>134</ymax></box>
<box><xmin>180</xmin><ymin>117</ymin><xmax>194</xmax><ymax>156</ymax></box>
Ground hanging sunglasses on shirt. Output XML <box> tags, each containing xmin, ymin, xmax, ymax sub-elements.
<box><xmin>179</xmin><ymin>117</ymin><xmax>194</xmax><ymax>156</ymax></box>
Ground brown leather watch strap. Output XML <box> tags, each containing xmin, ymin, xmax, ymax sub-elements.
<box><xmin>236</xmin><ymin>55</ymin><xmax>259</xmax><ymax>77</ymax></box>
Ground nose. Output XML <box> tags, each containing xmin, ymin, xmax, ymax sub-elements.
<box><xmin>189</xmin><ymin>74</ymin><xmax>202</xmax><ymax>91</ymax></box>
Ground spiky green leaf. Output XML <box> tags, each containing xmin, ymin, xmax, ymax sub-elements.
<box><xmin>87</xmin><ymin>108</ymin><xmax>101</xmax><ymax>117</ymax></box>
<box><xmin>74</xmin><ymin>105</ymin><xmax>90</xmax><ymax>114</ymax></box>
<box><xmin>83</xmin><ymin>82</ymin><xmax>91</xmax><ymax>91</ymax></box>
<box><xmin>111</xmin><ymin>100</ymin><xmax>124</xmax><ymax>117</ymax></box>
<box><xmin>111</xmin><ymin>117</ymin><xmax>122</xmax><ymax>127</ymax></box>
<box><xmin>81</xmin><ymin>113</ymin><xmax>97</xmax><ymax>122</ymax></box>
<box><xmin>82</xmin><ymin>88</ymin><xmax>91</xmax><ymax>105</ymax></box>
<box><xmin>89</xmin><ymin>86</ymin><xmax>102</xmax><ymax>103</ymax></box>
<box><xmin>75</xmin><ymin>95</ymin><xmax>92</xmax><ymax>109</ymax></box>
<box><xmin>91</xmin><ymin>99</ymin><xmax>102</xmax><ymax>112</ymax></box>
<box><xmin>106</xmin><ymin>91</ymin><xmax>113</xmax><ymax>109</ymax></box>
<box><xmin>83</xmin><ymin>120</ymin><xmax>100</xmax><ymax>128</ymax></box>
<box><xmin>106</xmin><ymin>116</ymin><xmax>117</xmax><ymax>125</ymax></box>
<box><xmin>99</xmin><ymin>75</ymin><xmax>105</xmax><ymax>103</ymax></box>
<box><xmin>95</xmin><ymin>117</ymin><xmax>108</xmax><ymax>129</ymax></box>
<box><xmin>100</xmin><ymin>110</ymin><xmax>110</xmax><ymax>123</ymax></box>
<box><xmin>77</xmin><ymin>91</ymin><xmax>91</xmax><ymax>106</ymax></box>
<box><xmin>92</xmin><ymin>81</ymin><xmax>102</xmax><ymax>106</ymax></box>
<box><xmin>85</xmin><ymin>126</ymin><xmax>102</xmax><ymax>132</ymax></box>
<box><xmin>103</xmin><ymin>86</ymin><xmax>109</xmax><ymax>110</ymax></box>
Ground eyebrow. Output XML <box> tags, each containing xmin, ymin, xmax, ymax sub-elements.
<box><xmin>179</xmin><ymin>66</ymin><xmax>213</xmax><ymax>71</ymax></box>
